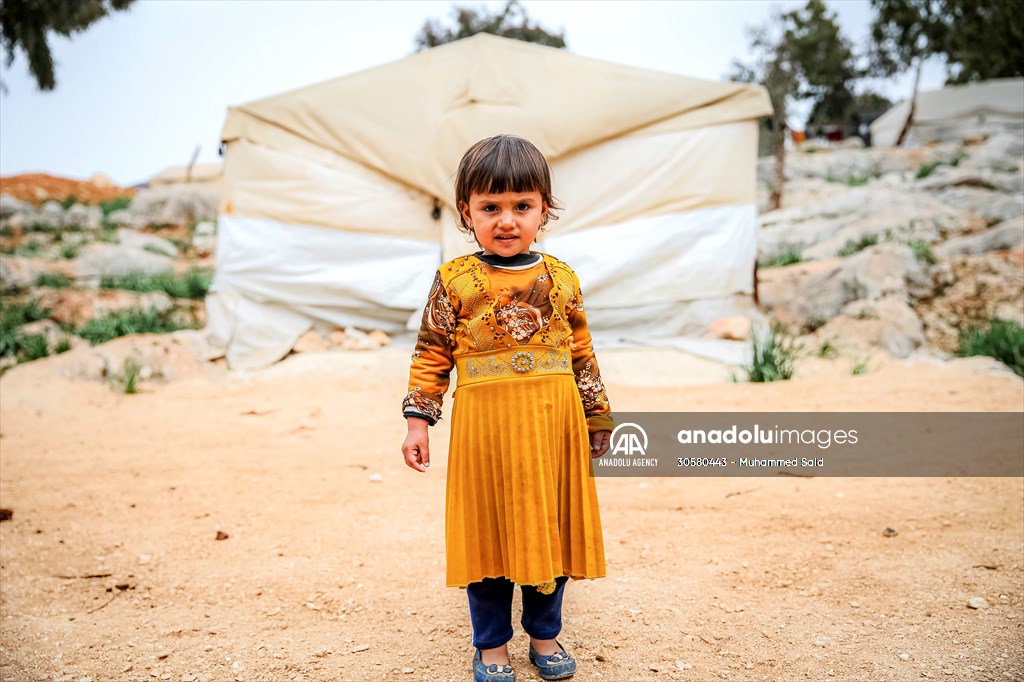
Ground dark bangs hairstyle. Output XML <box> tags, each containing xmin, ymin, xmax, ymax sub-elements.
<box><xmin>454</xmin><ymin>134</ymin><xmax>562</xmax><ymax>236</ymax></box>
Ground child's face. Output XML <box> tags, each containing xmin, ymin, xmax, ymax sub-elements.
<box><xmin>461</xmin><ymin>190</ymin><xmax>548</xmax><ymax>257</ymax></box>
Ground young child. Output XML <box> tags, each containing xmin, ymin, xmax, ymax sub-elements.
<box><xmin>401</xmin><ymin>134</ymin><xmax>612</xmax><ymax>682</ymax></box>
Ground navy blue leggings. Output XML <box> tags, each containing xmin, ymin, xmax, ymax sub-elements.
<box><xmin>466</xmin><ymin>576</ymin><xmax>569</xmax><ymax>650</ymax></box>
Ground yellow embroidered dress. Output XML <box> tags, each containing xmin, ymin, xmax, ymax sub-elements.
<box><xmin>403</xmin><ymin>251</ymin><xmax>612</xmax><ymax>588</ymax></box>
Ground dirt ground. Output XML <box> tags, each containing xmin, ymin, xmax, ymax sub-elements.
<box><xmin>0</xmin><ymin>174</ymin><xmax>136</xmax><ymax>206</ymax></box>
<box><xmin>1</xmin><ymin>346</ymin><xmax>1022</xmax><ymax>682</ymax></box>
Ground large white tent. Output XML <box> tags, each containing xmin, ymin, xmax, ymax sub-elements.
<box><xmin>871</xmin><ymin>78</ymin><xmax>1024</xmax><ymax>147</ymax></box>
<box><xmin>208</xmin><ymin>33</ymin><xmax>772</xmax><ymax>369</ymax></box>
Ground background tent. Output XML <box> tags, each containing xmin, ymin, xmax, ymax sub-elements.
<box><xmin>209</xmin><ymin>33</ymin><xmax>772</xmax><ymax>369</ymax></box>
<box><xmin>870</xmin><ymin>78</ymin><xmax>1024</xmax><ymax>148</ymax></box>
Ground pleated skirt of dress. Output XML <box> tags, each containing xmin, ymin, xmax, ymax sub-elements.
<box><xmin>445</xmin><ymin>372</ymin><xmax>606</xmax><ymax>588</ymax></box>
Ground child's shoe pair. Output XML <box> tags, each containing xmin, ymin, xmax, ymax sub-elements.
<box><xmin>472</xmin><ymin>643</ymin><xmax>577</xmax><ymax>682</ymax></box>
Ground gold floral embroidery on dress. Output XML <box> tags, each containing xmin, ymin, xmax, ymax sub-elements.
<box><xmin>575</xmin><ymin>361</ymin><xmax>607</xmax><ymax>412</ymax></box>
<box><xmin>494</xmin><ymin>287</ymin><xmax>544</xmax><ymax>342</ymax></box>
<box><xmin>402</xmin><ymin>387</ymin><xmax>442</xmax><ymax>423</ymax></box>
<box><xmin>425</xmin><ymin>272</ymin><xmax>456</xmax><ymax>335</ymax></box>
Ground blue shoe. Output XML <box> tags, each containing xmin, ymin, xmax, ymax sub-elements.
<box><xmin>528</xmin><ymin>641</ymin><xmax>576</xmax><ymax>680</ymax></box>
<box><xmin>473</xmin><ymin>649</ymin><xmax>515</xmax><ymax>682</ymax></box>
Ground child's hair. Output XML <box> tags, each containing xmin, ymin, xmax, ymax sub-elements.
<box><xmin>454</xmin><ymin>134</ymin><xmax>562</xmax><ymax>236</ymax></box>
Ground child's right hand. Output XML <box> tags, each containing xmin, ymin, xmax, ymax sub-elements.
<box><xmin>402</xmin><ymin>418</ymin><xmax>431</xmax><ymax>473</ymax></box>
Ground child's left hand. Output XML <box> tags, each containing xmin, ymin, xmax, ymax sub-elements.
<box><xmin>590</xmin><ymin>430</ymin><xmax>611</xmax><ymax>458</ymax></box>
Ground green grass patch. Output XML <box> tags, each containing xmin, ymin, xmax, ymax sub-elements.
<box><xmin>0</xmin><ymin>298</ymin><xmax>52</xmax><ymax>360</ymax></box>
<box><xmin>817</xmin><ymin>339</ymin><xmax>840</xmax><ymax>359</ymax></box>
<box><xmin>957</xmin><ymin>319</ymin><xmax>1024</xmax><ymax>378</ymax></box>
<box><xmin>100</xmin><ymin>269</ymin><xmax>212</xmax><ymax>300</ymax></box>
<box><xmin>120</xmin><ymin>358</ymin><xmax>142</xmax><ymax>394</ymax></box>
<box><xmin>143</xmin><ymin>243</ymin><xmax>175</xmax><ymax>258</ymax></box>
<box><xmin>13</xmin><ymin>241</ymin><xmax>43</xmax><ymax>257</ymax></box>
<box><xmin>759</xmin><ymin>247</ymin><xmax>804</xmax><ymax>268</ymax></box>
<box><xmin>59</xmin><ymin>195</ymin><xmax>79</xmax><ymax>210</ymax></box>
<box><xmin>851</xmin><ymin>356</ymin><xmax>871</xmax><ymax>375</ymax></box>
<box><xmin>76</xmin><ymin>307</ymin><xmax>197</xmax><ymax>345</ymax></box>
<box><xmin>36</xmin><ymin>272</ymin><xmax>73</xmax><ymax>288</ymax></box>
<box><xmin>907</xmin><ymin>239</ymin><xmax>937</xmax><ymax>265</ymax></box>
<box><xmin>59</xmin><ymin>243</ymin><xmax>81</xmax><ymax>260</ymax></box>
<box><xmin>99</xmin><ymin>197</ymin><xmax>132</xmax><ymax>216</ymax></box>
<box><xmin>744</xmin><ymin>323</ymin><xmax>800</xmax><ymax>383</ymax></box>
<box><xmin>916</xmin><ymin>153</ymin><xmax>966</xmax><ymax>179</ymax></box>
<box><xmin>837</xmin><ymin>234</ymin><xmax>879</xmax><ymax>257</ymax></box>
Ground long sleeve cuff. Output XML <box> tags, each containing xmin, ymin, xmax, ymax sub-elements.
<box><xmin>403</xmin><ymin>409</ymin><xmax>437</xmax><ymax>426</ymax></box>
<box><xmin>587</xmin><ymin>414</ymin><xmax>614</xmax><ymax>433</ymax></box>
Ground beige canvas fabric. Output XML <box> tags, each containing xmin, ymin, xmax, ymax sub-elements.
<box><xmin>871</xmin><ymin>78</ymin><xmax>1024</xmax><ymax>147</ymax></box>
<box><xmin>221</xmin><ymin>33</ymin><xmax>770</xmax><ymax>214</ymax></box>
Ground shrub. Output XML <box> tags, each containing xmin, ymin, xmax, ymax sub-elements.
<box><xmin>100</xmin><ymin>269</ymin><xmax>212</xmax><ymax>300</ymax></box>
<box><xmin>760</xmin><ymin>247</ymin><xmax>804</xmax><ymax>268</ymax></box>
<box><xmin>744</xmin><ymin>323</ymin><xmax>800</xmax><ymax>383</ymax></box>
<box><xmin>837</xmin><ymin>234</ymin><xmax>879</xmax><ymax>257</ymax></box>
<box><xmin>957</xmin><ymin>319</ymin><xmax>1024</xmax><ymax>378</ymax></box>
<box><xmin>77</xmin><ymin>307</ymin><xmax>197</xmax><ymax>345</ymax></box>
<box><xmin>36</xmin><ymin>272</ymin><xmax>72</xmax><ymax>288</ymax></box>
<box><xmin>99</xmin><ymin>197</ymin><xmax>132</xmax><ymax>216</ymax></box>
<box><xmin>817</xmin><ymin>339</ymin><xmax>839</xmax><ymax>359</ymax></box>
<box><xmin>59</xmin><ymin>243</ymin><xmax>81</xmax><ymax>260</ymax></box>
<box><xmin>143</xmin><ymin>243</ymin><xmax>175</xmax><ymax>258</ymax></box>
<box><xmin>847</xmin><ymin>175</ymin><xmax>870</xmax><ymax>187</ymax></box>
<box><xmin>908</xmin><ymin>240</ymin><xmax>937</xmax><ymax>265</ymax></box>
<box><xmin>851</xmin><ymin>356</ymin><xmax>871</xmax><ymax>375</ymax></box>
<box><xmin>59</xmin><ymin>195</ymin><xmax>80</xmax><ymax>210</ymax></box>
<box><xmin>120</xmin><ymin>358</ymin><xmax>142</xmax><ymax>394</ymax></box>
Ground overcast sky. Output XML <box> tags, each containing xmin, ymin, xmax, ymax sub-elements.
<box><xmin>0</xmin><ymin>0</ymin><xmax>948</xmax><ymax>186</ymax></box>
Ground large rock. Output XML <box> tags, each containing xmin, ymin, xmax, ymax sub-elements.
<box><xmin>936</xmin><ymin>217</ymin><xmax>1024</xmax><ymax>257</ymax></box>
<box><xmin>967</xmin><ymin>132</ymin><xmax>1024</xmax><ymax>173</ymax></box>
<box><xmin>34</xmin><ymin>287</ymin><xmax>174</xmax><ymax>325</ymax></box>
<box><xmin>64</xmin><ymin>203</ymin><xmax>103</xmax><ymax>231</ymax></box>
<box><xmin>35</xmin><ymin>200</ymin><xmax>65</xmax><ymax>231</ymax></box>
<box><xmin>932</xmin><ymin>187</ymin><xmax>1024</xmax><ymax>226</ymax></box>
<box><xmin>759</xmin><ymin>143</ymin><xmax>964</xmax><ymax>185</ymax></box>
<box><xmin>0</xmin><ymin>256</ymin><xmax>43</xmax><ymax>293</ymax></box>
<box><xmin>116</xmin><ymin>228</ymin><xmax>178</xmax><ymax>257</ymax></box>
<box><xmin>762</xmin><ymin>244</ymin><xmax>935</xmax><ymax>331</ymax></box>
<box><xmin>128</xmin><ymin>185</ymin><xmax>220</xmax><ymax>227</ymax></box>
<box><xmin>0</xmin><ymin>194</ymin><xmax>34</xmax><ymax>220</ymax></box>
<box><xmin>759</xmin><ymin>187</ymin><xmax>979</xmax><ymax>261</ymax></box>
<box><xmin>812</xmin><ymin>296</ymin><xmax>925</xmax><ymax>359</ymax></box>
<box><xmin>74</xmin><ymin>243</ymin><xmax>175</xmax><ymax>279</ymax></box>
<box><xmin>915</xmin><ymin>165</ymin><xmax>1024</xmax><ymax>194</ymax></box>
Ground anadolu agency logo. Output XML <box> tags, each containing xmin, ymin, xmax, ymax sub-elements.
<box><xmin>610</xmin><ymin>422</ymin><xmax>648</xmax><ymax>456</ymax></box>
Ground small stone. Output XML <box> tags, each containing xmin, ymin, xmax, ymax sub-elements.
<box><xmin>850</xmin><ymin>601</ymin><xmax>861</xmax><ymax>608</ymax></box>
<box><xmin>650</xmin><ymin>662</ymin><xmax>663</xmax><ymax>672</ymax></box>
<box><xmin>157</xmin><ymin>651</ymin><xmax>171</xmax><ymax>660</ymax></box>
<box><xmin>215</xmin><ymin>531</ymin><xmax>229</xmax><ymax>541</ymax></box>
<box><xmin>676</xmin><ymin>661</ymin><xmax>693</xmax><ymax>670</ymax></box>
<box><xmin>203</xmin><ymin>645</ymin><xmax>213</xmax><ymax>652</ymax></box>
<box><xmin>369</xmin><ymin>473</ymin><xmax>383</xmax><ymax>482</ymax></box>
<box><xmin>814</xmin><ymin>637</ymin><xmax>828</xmax><ymax>647</ymax></box>
<box><xmin>595</xmin><ymin>649</ymin><xmax>610</xmax><ymax>662</ymax></box>
<box><xmin>899</xmin><ymin>653</ymin><xmax>910</xmax><ymax>661</ymax></box>
<box><xmin>161</xmin><ymin>675</ymin><xmax>171</xmax><ymax>681</ymax></box>
<box><xmin>182</xmin><ymin>675</ymin><xmax>196</xmax><ymax>682</ymax></box>
<box><xmin>351</xmin><ymin>644</ymin><xmax>369</xmax><ymax>653</ymax></box>
<box><xmin>401</xmin><ymin>668</ymin><xmax>414</xmax><ymax>674</ymax></box>
<box><xmin>967</xmin><ymin>597</ymin><xmax>989</xmax><ymax>609</ymax></box>
<box><xmin>883</xmin><ymin>527</ymin><xmax>898</xmax><ymax>537</ymax></box>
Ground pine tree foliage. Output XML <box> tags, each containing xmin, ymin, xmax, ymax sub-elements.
<box><xmin>0</xmin><ymin>0</ymin><xmax>135</xmax><ymax>92</ymax></box>
<box><xmin>414</xmin><ymin>0</ymin><xmax>566</xmax><ymax>51</ymax></box>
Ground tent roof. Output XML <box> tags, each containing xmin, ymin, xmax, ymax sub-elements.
<box><xmin>149</xmin><ymin>162</ymin><xmax>223</xmax><ymax>185</ymax></box>
<box><xmin>221</xmin><ymin>33</ymin><xmax>771</xmax><ymax>200</ymax></box>
<box><xmin>870</xmin><ymin>77</ymin><xmax>1024</xmax><ymax>146</ymax></box>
